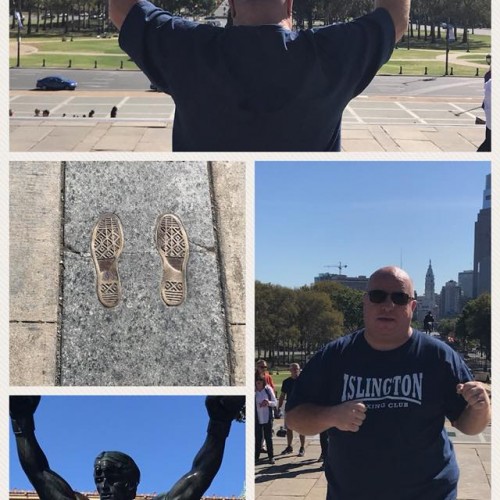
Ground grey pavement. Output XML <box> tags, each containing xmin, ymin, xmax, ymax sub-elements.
<box><xmin>9</xmin><ymin>119</ymin><xmax>486</xmax><ymax>152</ymax></box>
<box><xmin>255</xmin><ymin>422</ymin><xmax>491</xmax><ymax>500</ymax></box>
<box><xmin>9</xmin><ymin>161</ymin><xmax>246</xmax><ymax>386</ymax></box>
<box><xmin>9</xmin><ymin>92</ymin><xmax>488</xmax><ymax>152</ymax></box>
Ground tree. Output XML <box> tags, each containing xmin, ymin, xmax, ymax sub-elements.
<box><xmin>255</xmin><ymin>282</ymin><xmax>299</xmax><ymax>363</ymax></box>
<box><xmin>437</xmin><ymin>318</ymin><xmax>457</xmax><ymax>336</ymax></box>
<box><xmin>455</xmin><ymin>293</ymin><xmax>490</xmax><ymax>360</ymax></box>
<box><xmin>296</xmin><ymin>289</ymin><xmax>343</xmax><ymax>347</ymax></box>
<box><xmin>312</xmin><ymin>281</ymin><xmax>364</xmax><ymax>331</ymax></box>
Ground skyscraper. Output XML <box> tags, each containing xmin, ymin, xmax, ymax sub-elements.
<box><xmin>424</xmin><ymin>260</ymin><xmax>435</xmax><ymax>303</ymax></box>
<box><xmin>416</xmin><ymin>261</ymin><xmax>438</xmax><ymax>322</ymax></box>
<box><xmin>439</xmin><ymin>280</ymin><xmax>462</xmax><ymax>317</ymax></box>
<box><xmin>473</xmin><ymin>174</ymin><xmax>491</xmax><ymax>297</ymax></box>
<box><xmin>458</xmin><ymin>270</ymin><xmax>474</xmax><ymax>300</ymax></box>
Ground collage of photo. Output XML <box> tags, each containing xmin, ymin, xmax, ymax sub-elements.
<box><xmin>6</xmin><ymin>0</ymin><xmax>493</xmax><ymax>499</ymax></box>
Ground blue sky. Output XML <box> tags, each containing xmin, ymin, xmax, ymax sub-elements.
<box><xmin>9</xmin><ymin>396</ymin><xmax>245</xmax><ymax>497</ymax></box>
<box><xmin>256</xmin><ymin>161</ymin><xmax>490</xmax><ymax>295</ymax></box>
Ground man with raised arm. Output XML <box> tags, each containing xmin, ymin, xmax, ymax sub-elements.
<box><xmin>108</xmin><ymin>0</ymin><xmax>410</xmax><ymax>151</ymax></box>
<box><xmin>286</xmin><ymin>266</ymin><xmax>490</xmax><ymax>500</ymax></box>
<box><xmin>10</xmin><ymin>396</ymin><xmax>245</xmax><ymax>500</ymax></box>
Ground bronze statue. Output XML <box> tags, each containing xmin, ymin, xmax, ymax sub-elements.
<box><xmin>10</xmin><ymin>396</ymin><xmax>245</xmax><ymax>500</ymax></box>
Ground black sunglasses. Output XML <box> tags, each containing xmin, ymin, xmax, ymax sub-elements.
<box><xmin>367</xmin><ymin>290</ymin><xmax>414</xmax><ymax>306</ymax></box>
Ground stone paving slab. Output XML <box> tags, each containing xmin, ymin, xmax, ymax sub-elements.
<box><xmin>341</xmin><ymin>138</ymin><xmax>386</xmax><ymax>152</ymax></box>
<box><xmin>256</xmin><ymin>435</ymin><xmax>491</xmax><ymax>500</ymax></box>
<box><xmin>9</xmin><ymin>120</ymin><xmax>486</xmax><ymax>152</ymax></box>
<box><xmin>37</xmin><ymin>126</ymin><xmax>97</xmax><ymax>151</ymax></box>
<box><xmin>457</xmin><ymin>445</ymin><xmax>491</xmax><ymax>500</ymax></box>
<box><xmin>10</xmin><ymin>323</ymin><xmax>58</xmax><ymax>385</ymax></box>
<box><xmin>9</xmin><ymin>161</ymin><xmax>62</xmax><ymax>385</ymax></box>
<box><xmin>60</xmin><ymin>161</ymin><xmax>230</xmax><ymax>386</ymax></box>
<box><xmin>210</xmin><ymin>162</ymin><xmax>246</xmax><ymax>385</ymax></box>
<box><xmin>9</xmin><ymin>162</ymin><xmax>61</xmax><ymax>322</ymax></box>
<box><xmin>393</xmin><ymin>139</ymin><xmax>443</xmax><ymax>152</ymax></box>
<box><xmin>263</xmin><ymin>478</ymin><xmax>317</xmax><ymax>497</ymax></box>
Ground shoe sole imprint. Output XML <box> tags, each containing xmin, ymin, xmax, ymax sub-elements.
<box><xmin>91</xmin><ymin>213</ymin><xmax>124</xmax><ymax>308</ymax></box>
<box><xmin>155</xmin><ymin>213</ymin><xmax>189</xmax><ymax>306</ymax></box>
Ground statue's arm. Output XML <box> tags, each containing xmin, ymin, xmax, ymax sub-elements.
<box><xmin>155</xmin><ymin>396</ymin><xmax>245</xmax><ymax>500</ymax></box>
<box><xmin>10</xmin><ymin>397</ymin><xmax>77</xmax><ymax>500</ymax></box>
<box><xmin>156</xmin><ymin>433</ymin><xmax>226</xmax><ymax>500</ymax></box>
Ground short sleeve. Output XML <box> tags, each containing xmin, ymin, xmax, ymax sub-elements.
<box><xmin>118</xmin><ymin>1</ymin><xmax>199</xmax><ymax>93</ymax></box>
<box><xmin>314</xmin><ymin>8</ymin><xmax>395</xmax><ymax>99</ymax></box>
<box><xmin>285</xmin><ymin>348</ymin><xmax>330</xmax><ymax>413</ymax></box>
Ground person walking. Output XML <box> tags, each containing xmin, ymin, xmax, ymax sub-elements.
<box><xmin>278</xmin><ymin>363</ymin><xmax>306</xmax><ymax>457</ymax></box>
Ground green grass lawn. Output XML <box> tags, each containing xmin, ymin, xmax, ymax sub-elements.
<box><xmin>11</xmin><ymin>33</ymin><xmax>491</xmax><ymax>75</ymax></box>
<box><xmin>270</xmin><ymin>371</ymin><xmax>289</xmax><ymax>391</ymax></box>
<box><xmin>390</xmin><ymin>48</ymin><xmax>447</xmax><ymax>60</ymax></box>
<box><xmin>23</xmin><ymin>37</ymin><xmax>123</xmax><ymax>53</ymax></box>
<box><xmin>380</xmin><ymin>60</ymin><xmax>483</xmax><ymax>77</ymax></box>
<box><xmin>13</xmin><ymin>53</ymin><xmax>136</xmax><ymax>70</ymax></box>
<box><xmin>399</xmin><ymin>33</ymin><xmax>491</xmax><ymax>53</ymax></box>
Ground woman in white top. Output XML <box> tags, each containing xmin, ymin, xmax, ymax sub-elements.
<box><xmin>255</xmin><ymin>375</ymin><xmax>278</xmax><ymax>464</ymax></box>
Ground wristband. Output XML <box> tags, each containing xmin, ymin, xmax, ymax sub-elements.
<box><xmin>11</xmin><ymin>415</ymin><xmax>35</xmax><ymax>436</ymax></box>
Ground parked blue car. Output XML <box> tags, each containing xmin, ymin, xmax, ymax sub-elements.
<box><xmin>36</xmin><ymin>76</ymin><xmax>78</xmax><ymax>90</ymax></box>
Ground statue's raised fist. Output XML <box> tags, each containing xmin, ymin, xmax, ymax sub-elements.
<box><xmin>205</xmin><ymin>396</ymin><xmax>245</xmax><ymax>422</ymax></box>
<box><xmin>10</xmin><ymin>396</ymin><xmax>41</xmax><ymax>419</ymax></box>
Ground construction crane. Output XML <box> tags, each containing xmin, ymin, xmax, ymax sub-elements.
<box><xmin>324</xmin><ymin>261</ymin><xmax>347</xmax><ymax>275</ymax></box>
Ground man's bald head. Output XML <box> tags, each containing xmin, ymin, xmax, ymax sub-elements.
<box><xmin>367</xmin><ymin>266</ymin><xmax>415</xmax><ymax>297</ymax></box>
<box><xmin>229</xmin><ymin>0</ymin><xmax>293</xmax><ymax>29</ymax></box>
<box><xmin>363</xmin><ymin>266</ymin><xmax>417</xmax><ymax>350</ymax></box>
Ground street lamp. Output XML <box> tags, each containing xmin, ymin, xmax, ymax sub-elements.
<box><xmin>445</xmin><ymin>18</ymin><xmax>450</xmax><ymax>76</ymax></box>
<box><xmin>15</xmin><ymin>0</ymin><xmax>24</xmax><ymax>67</ymax></box>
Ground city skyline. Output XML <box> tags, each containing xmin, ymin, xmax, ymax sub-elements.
<box><xmin>256</xmin><ymin>161</ymin><xmax>490</xmax><ymax>296</ymax></box>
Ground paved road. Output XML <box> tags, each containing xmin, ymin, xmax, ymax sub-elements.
<box><xmin>10</xmin><ymin>69</ymin><xmax>484</xmax><ymax>97</ymax></box>
<box><xmin>10</xmin><ymin>68</ymin><xmax>153</xmax><ymax>91</ymax></box>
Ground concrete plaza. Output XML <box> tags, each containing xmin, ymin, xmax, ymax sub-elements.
<box><xmin>255</xmin><ymin>421</ymin><xmax>491</xmax><ymax>500</ymax></box>
<box><xmin>9</xmin><ymin>92</ymin><xmax>487</xmax><ymax>152</ymax></box>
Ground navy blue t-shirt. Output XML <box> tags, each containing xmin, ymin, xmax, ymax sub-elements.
<box><xmin>119</xmin><ymin>2</ymin><xmax>394</xmax><ymax>151</ymax></box>
<box><xmin>281</xmin><ymin>376</ymin><xmax>297</xmax><ymax>398</ymax></box>
<box><xmin>286</xmin><ymin>330</ymin><xmax>473</xmax><ymax>500</ymax></box>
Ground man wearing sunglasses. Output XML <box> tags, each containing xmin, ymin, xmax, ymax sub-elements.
<box><xmin>286</xmin><ymin>266</ymin><xmax>490</xmax><ymax>500</ymax></box>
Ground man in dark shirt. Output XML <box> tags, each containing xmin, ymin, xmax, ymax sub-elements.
<box><xmin>278</xmin><ymin>363</ymin><xmax>306</xmax><ymax>456</ymax></box>
<box><xmin>423</xmin><ymin>311</ymin><xmax>435</xmax><ymax>334</ymax></box>
<box><xmin>286</xmin><ymin>266</ymin><xmax>490</xmax><ymax>500</ymax></box>
<box><xmin>108</xmin><ymin>0</ymin><xmax>410</xmax><ymax>151</ymax></box>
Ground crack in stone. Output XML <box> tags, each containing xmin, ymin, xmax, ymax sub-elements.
<box><xmin>191</xmin><ymin>242</ymin><xmax>216</xmax><ymax>253</ymax></box>
<box><xmin>10</xmin><ymin>320</ymin><xmax>57</xmax><ymax>324</ymax></box>
<box><xmin>63</xmin><ymin>244</ymin><xmax>84</xmax><ymax>256</ymax></box>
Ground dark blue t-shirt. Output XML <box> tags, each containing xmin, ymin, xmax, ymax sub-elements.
<box><xmin>119</xmin><ymin>2</ymin><xmax>394</xmax><ymax>151</ymax></box>
<box><xmin>286</xmin><ymin>330</ymin><xmax>473</xmax><ymax>500</ymax></box>
<box><xmin>281</xmin><ymin>376</ymin><xmax>297</xmax><ymax>398</ymax></box>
